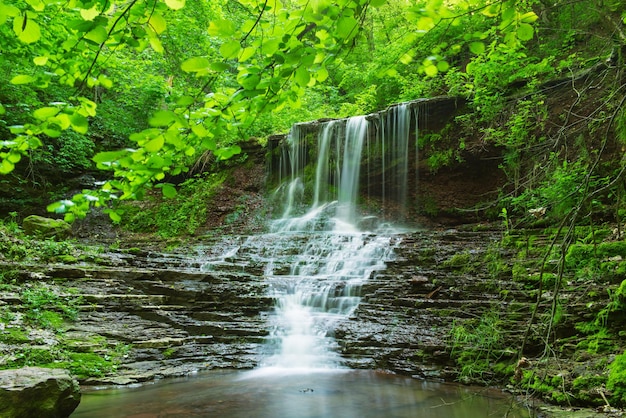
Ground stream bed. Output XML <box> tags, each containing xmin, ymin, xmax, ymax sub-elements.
<box><xmin>71</xmin><ymin>369</ymin><xmax>531</xmax><ymax>418</ymax></box>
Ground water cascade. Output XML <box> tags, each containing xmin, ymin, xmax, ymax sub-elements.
<box><xmin>253</xmin><ymin>105</ymin><xmax>422</xmax><ymax>374</ymax></box>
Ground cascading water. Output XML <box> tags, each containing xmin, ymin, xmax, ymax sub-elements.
<box><xmin>252</xmin><ymin>109</ymin><xmax>415</xmax><ymax>375</ymax></box>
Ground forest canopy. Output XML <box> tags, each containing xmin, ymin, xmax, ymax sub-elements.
<box><xmin>0</xmin><ymin>0</ymin><xmax>624</xmax><ymax>221</ymax></box>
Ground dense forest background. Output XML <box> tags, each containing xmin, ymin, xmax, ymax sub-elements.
<box><xmin>0</xmin><ymin>0</ymin><xmax>623</xmax><ymax>228</ymax></box>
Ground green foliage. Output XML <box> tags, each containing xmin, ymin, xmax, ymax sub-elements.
<box><xmin>442</xmin><ymin>251</ymin><xmax>472</xmax><ymax>269</ymax></box>
<box><xmin>521</xmin><ymin>370</ymin><xmax>571</xmax><ymax>404</ymax></box>
<box><xmin>607</xmin><ymin>350</ymin><xmax>626</xmax><ymax>404</ymax></box>
<box><xmin>30</xmin><ymin>130</ymin><xmax>95</xmax><ymax>174</ymax></box>
<box><xmin>120</xmin><ymin>172</ymin><xmax>227</xmax><ymax>237</ymax></box>
<box><xmin>67</xmin><ymin>352</ymin><xmax>116</xmax><ymax>378</ymax></box>
<box><xmin>0</xmin><ymin>0</ymin><xmax>547</xmax><ymax>219</ymax></box>
<box><xmin>22</xmin><ymin>285</ymin><xmax>81</xmax><ymax>329</ymax></box>
<box><xmin>449</xmin><ymin>309</ymin><xmax>508</xmax><ymax>382</ymax></box>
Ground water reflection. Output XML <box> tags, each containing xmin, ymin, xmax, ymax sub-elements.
<box><xmin>71</xmin><ymin>370</ymin><xmax>530</xmax><ymax>418</ymax></box>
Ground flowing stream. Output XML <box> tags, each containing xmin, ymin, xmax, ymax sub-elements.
<box><xmin>72</xmin><ymin>106</ymin><xmax>531</xmax><ymax>417</ymax></box>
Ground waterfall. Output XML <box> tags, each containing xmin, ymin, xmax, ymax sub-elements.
<box><xmin>371</xmin><ymin>102</ymin><xmax>412</xmax><ymax>220</ymax></box>
<box><xmin>254</xmin><ymin>104</ymin><xmax>422</xmax><ymax>375</ymax></box>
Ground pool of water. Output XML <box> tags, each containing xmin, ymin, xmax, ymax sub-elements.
<box><xmin>71</xmin><ymin>369</ymin><xmax>531</xmax><ymax>418</ymax></box>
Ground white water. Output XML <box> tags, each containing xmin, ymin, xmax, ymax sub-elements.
<box><xmin>251</xmin><ymin>112</ymin><xmax>411</xmax><ymax>375</ymax></box>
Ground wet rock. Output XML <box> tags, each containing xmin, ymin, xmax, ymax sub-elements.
<box><xmin>0</xmin><ymin>367</ymin><xmax>81</xmax><ymax>418</ymax></box>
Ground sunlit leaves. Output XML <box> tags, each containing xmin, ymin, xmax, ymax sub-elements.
<box><xmin>80</xmin><ymin>5</ymin><xmax>100</xmax><ymax>21</ymax></box>
<box><xmin>469</xmin><ymin>42</ymin><xmax>485</xmax><ymax>55</ymax></box>
<box><xmin>149</xmin><ymin>110</ymin><xmax>179</xmax><ymax>127</ymax></box>
<box><xmin>219</xmin><ymin>40</ymin><xmax>241</xmax><ymax>59</ymax></box>
<box><xmin>13</xmin><ymin>12</ymin><xmax>41</xmax><ymax>43</ymax></box>
<box><xmin>516</xmin><ymin>23</ymin><xmax>534</xmax><ymax>41</ymax></box>
<box><xmin>0</xmin><ymin>2</ymin><xmax>19</xmax><ymax>25</ymax></box>
<box><xmin>181</xmin><ymin>56</ymin><xmax>210</xmax><ymax>73</ymax></box>
<box><xmin>10</xmin><ymin>74</ymin><xmax>36</xmax><ymax>84</ymax></box>
<box><xmin>148</xmin><ymin>13</ymin><xmax>167</xmax><ymax>34</ymax></box>
<box><xmin>164</xmin><ymin>0</ymin><xmax>185</xmax><ymax>11</ymax></box>
<box><xmin>159</xmin><ymin>183</ymin><xmax>177</xmax><ymax>198</ymax></box>
<box><xmin>214</xmin><ymin>145</ymin><xmax>241</xmax><ymax>160</ymax></box>
<box><xmin>33</xmin><ymin>107</ymin><xmax>60</xmax><ymax>120</ymax></box>
<box><xmin>337</xmin><ymin>15</ymin><xmax>358</xmax><ymax>39</ymax></box>
<box><xmin>85</xmin><ymin>25</ymin><xmax>108</xmax><ymax>44</ymax></box>
<box><xmin>208</xmin><ymin>19</ymin><xmax>236</xmax><ymax>37</ymax></box>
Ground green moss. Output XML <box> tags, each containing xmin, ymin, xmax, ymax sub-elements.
<box><xmin>575</xmin><ymin>328</ymin><xmax>617</xmax><ymax>354</ymax></box>
<box><xmin>607</xmin><ymin>350</ymin><xmax>626</xmax><ymax>405</ymax></box>
<box><xmin>162</xmin><ymin>347</ymin><xmax>176</xmax><ymax>359</ymax></box>
<box><xmin>442</xmin><ymin>252</ymin><xmax>472</xmax><ymax>269</ymax></box>
<box><xmin>119</xmin><ymin>171</ymin><xmax>228</xmax><ymax>237</ymax></box>
<box><xmin>522</xmin><ymin>370</ymin><xmax>571</xmax><ymax>405</ymax></box>
<box><xmin>67</xmin><ymin>352</ymin><xmax>115</xmax><ymax>378</ymax></box>
<box><xmin>0</xmin><ymin>327</ymin><xmax>30</xmax><ymax>344</ymax></box>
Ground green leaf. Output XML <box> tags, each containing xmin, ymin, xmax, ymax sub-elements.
<box><xmin>519</xmin><ymin>12</ymin><xmax>538</xmax><ymax>23</ymax></box>
<box><xmin>13</xmin><ymin>13</ymin><xmax>41</xmax><ymax>44</ymax></box>
<box><xmin>161</xmin><ymin>183</ymin><xmax>177</xmax><ymax>198</ymax></box>
<box><xmin>517</xmin><ymin>23</ymin><xmax>534</xmax><ymax>41</ymax></box>
<box><xmin>165</xmin><ymin>0</ymin><xmax>185</xmax><ymax>10</ymax></box>
<box><xmin>436</xmin><ymin>60</ymin><xmax>450</xmax><ymax>72</ymax></box>
<box><xmin>399</xmin><ymin>52</ymin><xmax>413</xmax><ymax>65</ymax></box>
<box><xmin>214</xmin><ymin>145</ymin><xmax>241</xmax><ymax>160</ymax></box>
<box><xmin>181</xmin><ymin>57</ymin><xmax>210</xmax><ymax>73</ymax></box>
<box><xmin>70</xmin><ymin>113</ymin><xmax>89</xmax><ymax>134</ymax></box>
<box><xmin>149</xmin><ymin>34</ymin><xmax>164</xmax><ymax>54</ymax></box>
<box><xmin>93</xmin><ymin>150</ymin><xmax>127</xmax><ymax>164</ymax></box>
<box><xmin>423</xmin><ymin>63</ymin><xmax>438</xmax><ymax>77</ymax></box>
<box><xmin>80</xmin><ymin>5</ymin><xmax>100</xmax><ymax>21</ymax></box>
<box><xmin>0</xmin><ymin>3</ymin><xmax>19</xmax><ymax>26</ymax></box>
<box><xmin>262</xmin><ymin>38</ymin><xmax>280</xmax><ymax>55</ymax></box>
<box><xmin>33</xmin><ymin>56</ymin><xmax>48</xmax><ymax>66</ymax></box>
<box><xmin>85</xmin><ymin>25</ymin><xmax>108</xmax><ymax>44</ymax></box>
<box><xmin>46</xmin><ymin>201</ymin><xmax>66</xmax><ymax>213</ymax></box>
<box><xmin>239</xmin><ymin>73</ymin><xmax>260</xmax><ymax>90</ymax></box>
<box><xmin>148</xmin><ymin>13</ymin><xmax>167</xmax><ymax>34</ymax></box>
<box><xmin>10</xmin><ymin>74</ymin><xmax>36</xmax><ymax>84</ymax></box>
<box><xmin>78</xmin><ymin>98</ymin><xmax>97</xmax><ymax>117</ymax></box>
<box><xmin>239</xmin><ymin>46</ymin><xmax>256</xmax><ymax>62</ymax></box>
<box><xmin>315</xmin><ymin>66</ymin><xmax>329</xmax><ymax>82</ymax></box>
<box><xmin>369</xmin><ymin>0</ymin><xmax>386</xmax><ymax>6</ymax></box>
<box><xmin>210</xmin><ymin>62</ymin><xmax>231</xmax><ymax>72</ymax></box>
<box><xmin>108</xmin><ymin>210</ymin><xmax>122</xmax><ymax>223</ymax></box>
<box><xmin>33</xmin><ymin>107</ymin><xmax>60</xmax><ymax>120</ymax></box>
<box><xmin>6</xmin><ymin>152</ymin><xmax>21</xmax><ymax>164</ymax></box>
<box><xmin>469</xmin><ymin>41</ymin><xmax>485</xmax><ymax>55</ymax></box>
<box><xmin>0</xmin><ymin>104</ymin><xmax>4</xmax><ymax>115</ymax></box>
<box><xmin>149</xmin><ymin>110</ymin><xmax>177</xmax><ymax>127</ymax></box>
<box><xmin>0</xmin><ymin>159</ymin><xmax>15</xmax><ymax>174</ymax></box>
<box><xmin>294</xmin><ymin>66</ymin><xmax>310</xmax><ymax>87</ymax></box>
<box><xmin>220</xmin><ymin>40</ymin><xmax>241</xmax><ymax>59</ymax></box>
<box><xmin>208</xmin><ymin>19</ymin><xmax>236</xmax><ymax>37</ymax></box>
<box><xmin>417</xmin><ymin>16</ymin><xmax>434</xmax><ymax>32</ymax></box>
<box><xmin>337</xmin><ymin>16</ymin><xmax>358</xmax><ymax>39</ymax></box>
<box><xmin>25</xmin><ymin>0</ymin><xmax>44</xmax><ymax>11</ymax></box>
<box><xmin>144</xmin><ymin>136</ymin><xmax>165</xmax><ymax>153</ymax></box>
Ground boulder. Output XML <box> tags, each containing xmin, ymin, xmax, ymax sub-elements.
<box><xmin>0</xmin><ymin>367</ymin><xmax>81</xmax><ymax>418</ymax></box>
<box><xmin>22</xmin><ymin>215</ymin><xmax>71</xmax><ymax>239</ymax></box>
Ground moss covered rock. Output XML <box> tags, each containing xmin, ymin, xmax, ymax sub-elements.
<box><xmin>0</xmin><ymin>367</ymin><xmax>81</xmax><ymax>418</ymax></box>
<box><xmin>22</xmin><ymin>215</ymin><xmax>71</xmax><ymax>239</ymax></box>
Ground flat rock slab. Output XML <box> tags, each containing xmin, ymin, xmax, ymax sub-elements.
<box><xmin>0</xmin><ymin>367</ymin><xmax>81</xmax><ymax>418</ymax></box>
